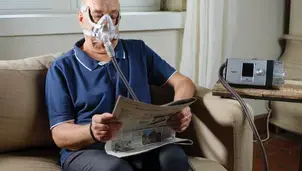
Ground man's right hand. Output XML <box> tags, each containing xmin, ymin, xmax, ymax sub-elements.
<box><xmin>91</xmin><ymin>113</ymin><xmax>122</xmax><ymax>142</ymax></box>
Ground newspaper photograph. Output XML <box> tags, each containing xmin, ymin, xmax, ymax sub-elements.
<box><xmin>105</xmin><ymin>95</ymin><xmax>196</xmax><ymax>158</ymax></box>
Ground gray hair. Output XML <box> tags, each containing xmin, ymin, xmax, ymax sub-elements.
<box><xmin>80</xmin><ymin>0</ymin><xmax>120</xmax><ymax>10</ymax></box>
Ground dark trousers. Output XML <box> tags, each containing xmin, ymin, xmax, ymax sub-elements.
<box><xmin>63</xmin><ymin>144</ymin><xmax>189</xmax><ymax>171</ymax></box>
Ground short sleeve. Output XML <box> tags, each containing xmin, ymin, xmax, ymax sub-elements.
<box><xmin>143</xmin><ymin>42</ymin><xmax>177</xmax><ymax>86</ymax></box>
<box><xmin>45</xmin><ymin>62</ymin><xmax>75</xmax><ymax>130</ymax></box>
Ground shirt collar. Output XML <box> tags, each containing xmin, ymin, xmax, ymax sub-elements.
<box><xmin>73</xmin><ymin>38</ymin><xmax>126</xmax><ymax>71</ymax></box>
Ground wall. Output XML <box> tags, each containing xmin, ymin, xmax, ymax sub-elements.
<box><xmin>121</xmin><ymin>30</ymin><xmax>184</xmax><ymax>68</ymax></box>
<box><xmin>229</xmin><ymin>0</ymin><xmax>284</xmax><ymax>116</ymax></box>
<box><xmin>230</xmin><ymin>0</ymin><xmax>284</xmax><ymax>60</ymax></box>
<box><xmin>0</xmin><ymin>12</ymin><xmax>185</xmax><ymax>69</ymax></box>
<box><xmin>0</xmin><ymin>30</ymin><xmax>183</xmax><ymax>68</ymax></box>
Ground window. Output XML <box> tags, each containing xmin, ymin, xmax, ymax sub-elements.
<box><xmin>0</xmin><ymin>0</ymin><xmax>162</xmax><ymax>13</ymax></box>
<box><xmin>0</xmin><ymin>0</ymin><xmax>72</xmax><ymax>11</ymax></box>
<box><xmin>119</xmin><ymin>0</ymin><xmax>161</xmax><ymax>12</ymax></box>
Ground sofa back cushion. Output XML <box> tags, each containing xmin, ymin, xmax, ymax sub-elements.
<box><xmin>0</xmin><ymin>53</ymin><xmax>62</xmax><ymax>153</ymax></box>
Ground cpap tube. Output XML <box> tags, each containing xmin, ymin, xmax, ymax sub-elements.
<box><xmin>102</xmin><ymin>33</ymin><xmax>139</xmax><ymax>101</ymax></box>
<box><xmin>219</xmin><ymin>62</ymin><xmax>269</xmax><ymax>171</ymax></box>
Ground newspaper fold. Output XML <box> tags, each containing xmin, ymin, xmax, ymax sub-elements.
<box><xmin>105</xmin><ymin>95</ymin><xmax>196</xmax><ymax>158</ymax></box>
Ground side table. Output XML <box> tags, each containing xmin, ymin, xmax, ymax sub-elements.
<box><xmin>212</xmin><ymin>79</ymin><xmax>302</xmax><ymax>171</ymax></box>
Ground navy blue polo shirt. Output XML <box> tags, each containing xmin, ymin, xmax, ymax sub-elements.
<box><xmin>45</xmin><ymin>38</ymin><xmax>176</xmax><ymax>166</ymax></box>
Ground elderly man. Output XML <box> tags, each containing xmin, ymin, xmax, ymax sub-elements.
<box><xmin>45</xmin><ymin>0</ymin><xmax>196</xmax><ymax>171</ymax></box>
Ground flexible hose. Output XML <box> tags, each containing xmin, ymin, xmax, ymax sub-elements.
<box><xmin>111</xmin><ymin>56</ymin><xmax>139</xmax><ymax>101</ymax></box>
<box><xmin>103</xmin><ymin>38</ymin><xmax>139</xmax><ymax>101</ymax></box>
<box><xmin>219</xmin><ymin>62</ymin><xmax>269</xmax><ymax>171</ymax></box>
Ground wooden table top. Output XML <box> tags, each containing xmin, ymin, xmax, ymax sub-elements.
<box><xmin>212</xmin><ymin>80</ymin><xmax>302</xmax><ymax>103</ymax></box>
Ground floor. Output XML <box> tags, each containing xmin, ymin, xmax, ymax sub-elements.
<box><xmin>253</xmin><ymin>130</ymin><xmax>301</xmax><ymax>171</ymax></box>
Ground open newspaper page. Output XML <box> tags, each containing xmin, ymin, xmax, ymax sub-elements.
<box><xmin>105</xmin><ymin>96</ymin><xmax>196</xmax><ymax>158</ymax></box>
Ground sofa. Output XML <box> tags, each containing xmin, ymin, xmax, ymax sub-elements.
<box><xmin>0</xmin><ymin>53</ymin><xmax>253</xmax><ymax>171</ymax></box>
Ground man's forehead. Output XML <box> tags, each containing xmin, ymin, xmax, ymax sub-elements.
<box><xmin>85</xmin><ymin>0</ymin><xmax>120</xmax><ymax>11</ymax></box>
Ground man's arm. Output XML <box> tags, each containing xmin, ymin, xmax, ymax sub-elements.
<box><xmin>165</xmin><ymin>72</ymin><xmax>196</xmax><ymax>101</ymax></box>
<box><xmin>51</xmin><ymin>113</ymin><xmax>121</xmax><ymax>151</ymax></box>
<box><xmin>51</xmin><ymin>122</ymin><xmax>94</xmax><ymax>151</ymax></box>
<box><xmin>46</xmin><ymin>64</ymin><xmax>95</xmax><ymax>151</ymax></box>
<box><xmin>141</xmin><ymin>41</ymin><xmax>196</xmax><ymax>132</ymax></box>
<box><xmin>165</xmin><ymin>72</ymin><xmax>196</xmax><ymax>133</ymax></box>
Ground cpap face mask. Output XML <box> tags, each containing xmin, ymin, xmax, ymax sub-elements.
<box><xmin>80</xmin><ymin>4</ymin><xmax>120</xmax><ymax>43</ymax></box>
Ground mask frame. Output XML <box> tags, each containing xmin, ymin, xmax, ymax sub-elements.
<box><xmin>80</xmin><ymin>4</ymin><xmax>121</xmax><ymax>42</ymax></box>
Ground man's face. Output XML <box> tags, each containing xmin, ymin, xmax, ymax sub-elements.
<box><xmin>79</xmin><ymin>0</ymin><xmax>120</xmax><ymax>50</ymax></box>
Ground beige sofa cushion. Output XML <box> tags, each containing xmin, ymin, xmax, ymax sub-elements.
<box><xmin>0</xmin><ymin>148</ymin><xmax>61</xmax><ymax>171</ymax></box>
<box><xmin>190</xmin><ymin>157</ymin><xmax>227</xmax><ymax>171</ymax></box>
<box><xmin>0</xmin><ymin>53</ymin><xmax>62</xmax><ymax>152</ymax></box>
<box><xmin>0</xmin><ymin>150</ymin><xmax>226</xmax><ymax>171</ymax></box>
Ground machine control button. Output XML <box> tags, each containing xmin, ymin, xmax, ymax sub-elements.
<box><xmin>255</xmin><ymin>69</ymin><xmax>265</xmax><ymax>76</ymax></box>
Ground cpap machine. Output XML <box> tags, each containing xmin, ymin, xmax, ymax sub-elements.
<box><xmin>224</xmin><ymin>58</ymin><xmax>285</xmax><ymax>89</ymax></box>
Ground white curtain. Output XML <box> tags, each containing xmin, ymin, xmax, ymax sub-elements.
<box><xmin>179</xmin><ymin>0</ymin><xmax>238</xmax><ymax>88</ymax></box>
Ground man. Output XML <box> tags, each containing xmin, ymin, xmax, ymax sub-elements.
<box><xmin>45</xmin><ymin>0</ymin><xmax>196</xmax><ymax>170</ymax></box>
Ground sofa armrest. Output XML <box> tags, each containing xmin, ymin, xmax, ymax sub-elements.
<box><xmin>190</xmin><ymin>86</ymin><xmax>253</xmax><ymax>171</ymax></box>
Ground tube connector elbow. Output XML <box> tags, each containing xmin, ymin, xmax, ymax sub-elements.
<box><xmin>102</xmin><ymin>34</ymin><xmax>115</xmax><ymax>57</ymax></box>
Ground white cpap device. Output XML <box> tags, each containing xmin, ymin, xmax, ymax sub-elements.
<box><xmin>224</xmin><ymin>58</ymin><xmax>285</xmax><ymax>89</ymax></box>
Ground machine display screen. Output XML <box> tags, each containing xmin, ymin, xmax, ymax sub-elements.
<box><xmin>242</xmin><ymin>63</ymin><xmax>254</xmax><ymax>77</ymax></box>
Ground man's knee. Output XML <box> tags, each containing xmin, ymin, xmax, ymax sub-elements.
<box><xmin>64</xmin><ymin>150</ymin><xmax>133</xmax><ymax>171</ymax></box>
<box><xmin>99</xmin><ymin>157</ymin><xmax>133</xmax><ymax>171</ymax></box>
<box><xmin>88</xmin><ymin>153</ymin><xmax>133</xmax><ymax>171</ymax></box>
<box><xmin>159</xmin><ymin>144</ymin><xmax>189</xmax><ymax>171</ymax></box>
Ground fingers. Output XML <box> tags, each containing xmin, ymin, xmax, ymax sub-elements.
<box><xmin>94</xmin><ymin>124</ymin><xmax>109</xmax><ymax>131</ymax></box>
<box><xmin>94</xmin><ymin>131</ymin><xmax>112</xmax><ymax>142</ymax></box>
<box><xmin>93</xmin><ymin>122</ymin><xmax>122</xmax><ymax>131</ymax></box>
<box><xmin>91</xmin><ymin>127</ymin><xmax>111</xmax><ymax>141</ymax></box>
<box><xmin>109</xmin><ymin>122</ymin><xmax>122</xmax><ymax>130</ymax></box>
<box><xmin>92</xmin><ymin>113</ymin><xmax>117</xmax><ymax>123</ymax></box>
<box><xmin>94</xmin><ymin>131</ymin><xmax>111</xmax><ymax>137</ymax></box>
<box><xmin>169</xmin><ymin>112</ymin><xmax>185</xmax><ymax>121</ymax></box>
<box><xmin>169</xmin><ymin>107</ymin><xmax>191</xmax><ymax>121</ymax></box>
<box><xmin>169</xmin><ymin>120</ymin><xmax>190</xmax><ymax>131</ymax></box>
<box><xmin>168</xmin><ymin>108</ymin><xmax>192</xmax><ymax>133</ymax></box>
<box><xmin>100</xmin><ymin>113</ymin><xmax>117</xmax><ymax>123</ymax></box>
<box><xmin>91</xmin><ymin>113</ymin><xmax>123</xmax><ymax>142</ymax></box>
<box><xmin>91</xmin><ymin>126</ymin><xmax>114</xmax><ymax>142</ymax></box>
<box><xmin>170</xmin><ymin>119</ymin><xmax>190</xmax><ymax>133</ymax></box>
<box><xmin>168</xmin><ymin>113</ymin><xmax>191</xmax><ymax>126</ymax></box>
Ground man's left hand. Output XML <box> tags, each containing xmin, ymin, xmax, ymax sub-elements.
<box><xmin>167</xmin><ymin>107</ymin><xmax>192</xmax><ymax>133</ymax></box>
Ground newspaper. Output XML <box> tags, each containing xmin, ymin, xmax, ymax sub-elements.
<box><xmin>105</xmin><ymin>95</ymin><xmax>196</xmax><ymax>158</ymax></box>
